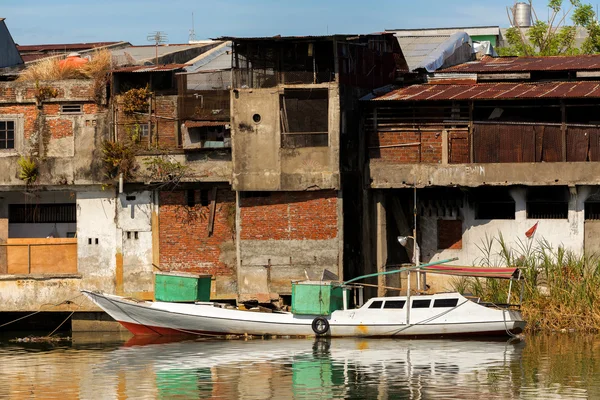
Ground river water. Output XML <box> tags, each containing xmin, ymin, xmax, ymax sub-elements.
<box><xmin>0</xmin><ymin>332</ymin><xmax>599</xmax><ymax>399</ymax></box>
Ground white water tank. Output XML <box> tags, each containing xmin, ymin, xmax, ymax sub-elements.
<box><xmin>514</xmin><ymin>2</ymin><xmax>532</xmax><ymax>27</ymax></box>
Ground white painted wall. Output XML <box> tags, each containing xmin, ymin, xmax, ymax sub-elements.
<box><xmin>420</xmin><ymin>186</ymin><xmax>588</xmax><ymax>268</ymax></box>
<box><xmin>76</xmin><ymin>191</ymin><xmax>117</xmax><ymax>293</ymax></box>
<box><xmin>118</xmin><ymin>191</ymin><xmax>154</xmax><ymax>294</ymax></box>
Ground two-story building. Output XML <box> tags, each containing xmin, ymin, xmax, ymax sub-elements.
<box><xmin>364</xmin><ymin>54</ymin><xmax>600</xmax><ymax>292</ymax></box>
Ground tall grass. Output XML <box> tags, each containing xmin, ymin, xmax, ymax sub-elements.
<box><xmin>18</xmin><ymin>49</ymin><xmax>113</xmax><ymax>82</ymax></box>
<box><xmin>451</xmin><ymin>234</ymin><xmax>600</xmax><ymax>333</ymax></box>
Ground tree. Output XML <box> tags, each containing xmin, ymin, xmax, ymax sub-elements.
<box><xmin>500</xmin><ymin>0</ymin><xmax>600</xmax><ymax>56</ymax></box>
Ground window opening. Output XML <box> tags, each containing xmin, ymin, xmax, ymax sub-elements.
<box><xmin>368</xmin><ymin>300</ymin><xmax>383</xmax><ymax>309</ymax></box>
<box><xmin>200</xmin><ymin>190</ymin><xmax>209</xmax><ymax>206</ymax></box>
<box><xmin>585</xmin><ymin>202</ymin><xmax>600</xmax><ymax>220</ymax></box>
<box><xmin>280</xmin><ymin>89</ymin><xmax>328</xmax><ymax>148</ymax></box>
<box><xmin>433</xmin><ymin>298</ymin><xmax>459</xmax><ymax>308</ymax></box>
<box><xmin>186</xmin><ymin>125</ymin><xmax>230</xmax><ymax>149</ymax></box>
<box><xmin>526</xmin><ymin>187</ymin><xmax>568</xmax><ymax>219</ymax></box>
<box><xmin>60</xmin><ymin>104</ymin><xmax>83</xmax><ymax>114</ymax></box>
<box><xmin>383</xmin><ymin>300</ymin><xmax>406</xmax><ymax>309</ymax></box>
<box><xmin>9</xmin><ymin>203</ymin><xmax>76</xmax><ymax>223</ymax></box>
<box><xmin>473</xmin><ymin>187</ymin><xmax>515</xmax><ymax>220</ymax></box>
<box><xmin>187</xmin><ymin>190</ymin><xmax>196</xmax><ymax>207</ymax></box>
<box><xmin>0</xmin><ymin>120</ymin><xmax>15</xmax><ymax>149</ymax></box>
<box><xmin>412</xmin><ymin>299</ymin><xmax>431</xmax><ymax>309</ymax></box>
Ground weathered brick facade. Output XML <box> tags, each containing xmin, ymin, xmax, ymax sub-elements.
<box><xmin>159</xmin><ymin>189</ymin><xmax>236</xmax><ymax>276</ymax></box>
<box><xmin>116</xmin><ymin>95</ymin><xmax>178</xmax><ymax>150</ymax></box>
<box><xmin>240</xmin><ymin>190</ymin><xmax>338</xmax><ymax>241</ymax></box>
<box><xmin>369</xmin><ymin>130</ymin><xmax>442</xmax><ymax>164</ymax></box>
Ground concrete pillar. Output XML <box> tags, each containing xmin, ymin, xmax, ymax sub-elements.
<box><xmin>441</xmin><ymin>129</ymin><xmax>449</xmax><ymax>165</ymax></box>
<box><xmin>375</xmin><ymin>191</ymin><xmax>387</xmax><ymax>297</ymax></box>
<box><xmin>509</xmin><ymin>187</ymin><xmax>527</xmax><ymax>222</ymax></box>
<box><xmin>0</xmin><ymin>218</ymin><xmax>7</xmax><ymax>274</ymax></box>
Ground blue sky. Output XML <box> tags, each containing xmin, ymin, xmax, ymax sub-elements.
<box><xmin>2</xmin><ymin>1</ymin><xmax>548</xmax><ymax>45</ymax></box>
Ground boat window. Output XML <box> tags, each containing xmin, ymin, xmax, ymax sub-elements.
<box><xmin>368</xmin><ymin>300</ymin><xmax>383</xmax><ymax>309</ymax></box>
<box><xmin>383</xmin><ymin>300</ymin><xmax>406</xmax><ymax>309</ymax></box>
<box><xmin>412</xmin><ymin>299</ymin><xmax>431</xmax><ymax>308</ymax></box>
<box><xmin>433</xmin><ymin>298</ymin><xmax>459</xmax><ymax>308</ymax></box>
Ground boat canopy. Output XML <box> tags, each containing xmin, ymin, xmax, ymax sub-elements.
<box><xmin>421</xmin><ymin>265</ymin><xmax>521</xmax><ymax>280</ymax></box>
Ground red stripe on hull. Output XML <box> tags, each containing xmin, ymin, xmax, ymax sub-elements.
<box><xmin>119</xmin><ymin>321</ymin><xmax>225</xmax><ymax>337</ymax></box>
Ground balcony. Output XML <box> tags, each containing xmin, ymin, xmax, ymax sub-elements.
<box><xmin>368</xmin><ymin>122</ymin><xmax>600</xmax><ymax>188</ymax></box>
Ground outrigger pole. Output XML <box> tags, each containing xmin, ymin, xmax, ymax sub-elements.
<box><xmin>342</xmin><ymin>257</ymin><xmax>459</xmax><ymax>286</ymax></box>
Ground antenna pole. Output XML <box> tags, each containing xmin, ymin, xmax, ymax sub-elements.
<box><xmin>147</xmin><ymin>31</ymin><xmax>168</xmax><ymax>65</ymax></box>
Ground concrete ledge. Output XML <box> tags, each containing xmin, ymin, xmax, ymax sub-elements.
<box><xmin>370</xmin><ymin>162</ymin><xmax>600</xmax><ymax>188</ymax></box>
<box><xmin>71</xmin><ymin>312</ymin><xmax>129</xmax><ymax>332</ymax></box>
<box><xmin>0</xmin><ymin>273</ymin><xmax>82</xmax><ymax>281</ymax></box>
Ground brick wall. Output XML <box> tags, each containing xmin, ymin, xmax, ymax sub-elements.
<box><xmin>369</xmin><ymin>129</ymin><xmax>442</xmax><ymax>164</ymax></box>
<box><xmin>116</xmin><ymin>95</ymin><xmax>178</xmax><ymax>149</ymax></box>
<box><xmin>240</xmin><ymin>190</ymin><xmax>338</xmax><ymax>241</ymax></box>
<box><xmin>159</xmin><ymin>188</ymin><xmax>236</xmax><ymax>276</ymax></box>
<box><xmin>437</xmin><ymin>219</ymin><xmax>462</xmax><ymax>249</ymax></box>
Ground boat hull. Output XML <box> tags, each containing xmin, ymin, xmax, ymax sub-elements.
<box><xmin>82</xmin><ymin>290</ymin><xmax>526</xmax><ymax>338</ymax></box>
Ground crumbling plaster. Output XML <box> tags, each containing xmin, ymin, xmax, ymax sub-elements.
<box><xmin>231</xmin><ymin>85</ymin><xmax>341</xmax><ymax>191</ymax></box>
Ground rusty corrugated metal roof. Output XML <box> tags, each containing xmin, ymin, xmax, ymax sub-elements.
<box><xmin>371</xmin><ymin>81</ymin><xmax>600</xmax><ymax>101</ymax></box>
<box><xmin>112</xmin><ymin>64</ymin><xmax>187</xmax><ymax>73</ymax></box>
<box><xmin>441</xmin><ymin>55</ymin><xmax>600</xmax><ymax>73</ymax></box>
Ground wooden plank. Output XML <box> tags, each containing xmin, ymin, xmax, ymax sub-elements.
<box><xmin>207</xmin><ymin>187</ymin><xmax>218</xmax><ymax>237</ymax></box>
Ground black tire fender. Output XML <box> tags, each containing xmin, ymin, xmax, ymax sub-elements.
<box><xmin>311</xmin><ymin>316</ymin><xmax>330</xmax><ymax>335</ymax></box>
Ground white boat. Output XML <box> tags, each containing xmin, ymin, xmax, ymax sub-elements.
<box><xmin>81</xmin><ymin>289</ymin><xmax>525</xmax><ymax>338</ymax></box>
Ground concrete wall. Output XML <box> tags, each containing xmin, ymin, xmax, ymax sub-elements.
<box><xmin>231</xmin><ymin>84</ymin><xmax>340</xmax><ymax>191</ymax></box>
<box><xmin>237</xmin><ymin>190</ymin><xmax>342</xmax><ymax>301</ymax></box>
<box><xmin>117</xmin><ymin>191</ymin><xmax>154</xmax><ymax>296</ymax></box>
<box><xmin>417</xmin><ymin>186</ymin><xmax>589</xmax><ymax>291</ymax></box>
<box><xmin>370</xmin><ymin>163</ymin><xmax>600</xmax><ymax>189</ymax></box>
<box><xmin>76</xmin><ymin>191</ymin><xmax>118</xmax><ymax>296</ymax></box>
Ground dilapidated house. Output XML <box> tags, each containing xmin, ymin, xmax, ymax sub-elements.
<box><xmin>223</xmin><ymin>34</ymin><xmax>406</xmax><ymax>302</ymax></box>
<box><xmin>364</xmin><ymin>54</ymin><xmax>600</xmax><ymax>292</ymax></box>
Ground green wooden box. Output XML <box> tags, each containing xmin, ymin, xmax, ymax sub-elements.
<box><xmin>154</xmin><ymin>272</ymin><xmax>212</xmax><ymax>302</ymax></box>
<box><xmin>291</xmin><ymin>281</ymin><xmax>347</xmax><ymax>315</ymax></box>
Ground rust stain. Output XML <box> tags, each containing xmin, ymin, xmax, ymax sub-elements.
<box><xmin>115</xmin><ymin>252</ymin><xmax>124</xmax><ymax>296</ymax></box>
<box><xmin>357</xmin><ymin>324</ymin><xmax>369</xmax><ymax>335</ymax></box>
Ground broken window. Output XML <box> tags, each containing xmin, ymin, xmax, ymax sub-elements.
<box><xmin>472</xmin><ymin>187</ymin><xmax>515</xmax><ymax>220</ymax></box>
<box><xmin>9</xmin><ymin>204</ymin><xmax>76</xmax><ymax>223</ymax></box>
<box><xmin>280</xmin><ymin>89</ymin><xmax>328</xmax><ymax>149</ymax></box>
<box><xmin>526</xmin><ymin>187</ymin><xmax>569</xmax><ymax>219</ymax></box>
<box><xmin>185</xmin><ymin>125</ymin><xmax>230</xmax><ymax>149</ymax></box>
<box><xmin>437</xmin><ymin>219</ymin><xmax>462</xmax><ymax>250</ymax></box>
<box><xmin>0</xmin><ymin>120</ymin><xmax>15</xmax><ymax>149</ymax></box>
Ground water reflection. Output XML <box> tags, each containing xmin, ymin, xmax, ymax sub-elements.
<box><xmin>1</xmin><ymin>333</ymin><xmax>599</xmax><ymax>399</ymax></box>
